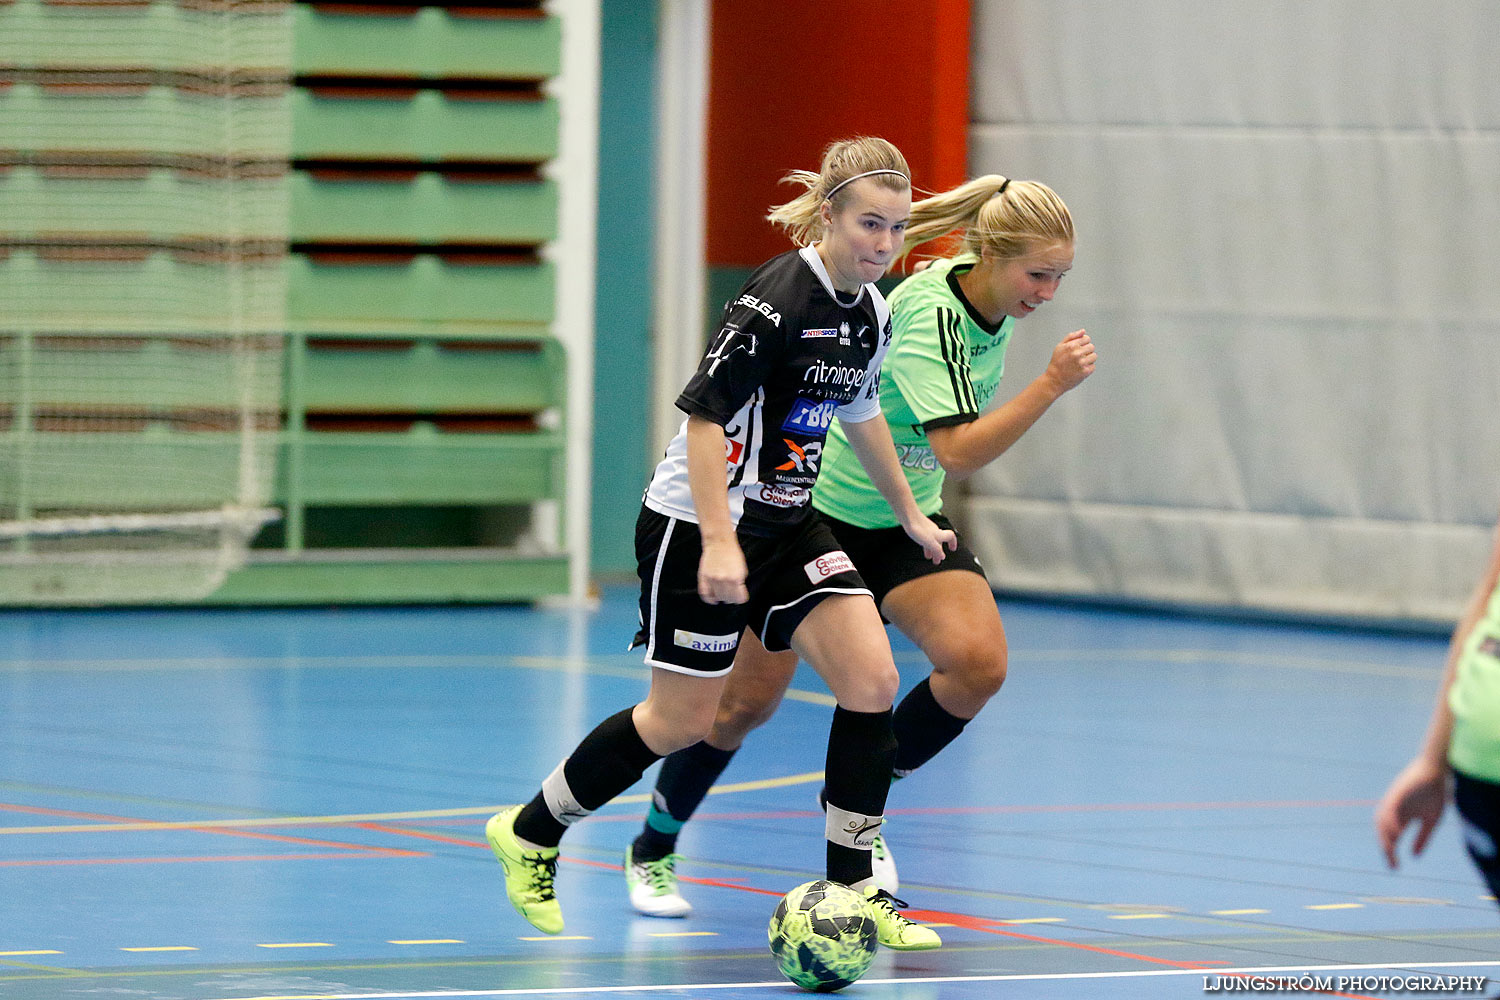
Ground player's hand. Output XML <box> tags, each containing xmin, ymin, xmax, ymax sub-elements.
<box><xmin>1373</xmin><ymin>756</ymin><xmax>1449</xmax><ymax>869</ymax></box>
<box><xmin>698</xmin><ymin>536</ymin><xmax>749</xmax><ymax>604</ymax></box>
<box><xmin>902</xmin><ymin>515</ymin><xmax>958</xmax><ymax>565</ymax></box>
<box><xmin>1045</xmin><ymin>329</ymin><xmax>1096</xmax><ymax>393</ymax></box>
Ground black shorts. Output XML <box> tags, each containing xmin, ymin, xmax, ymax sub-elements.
<box><xmin>1453</xmin><ymin>768</ymin><xmax>1500</xmax><ymax>902</ymax></box>
<box><xmin>819</xmin><ymin>510</ymin><xmax>987</xmax><ymax>613</ymax></box>
<box><xmin>632</xmin><ymin>505</ymin><xmax>871</xmax><ymax>676</ymax></box>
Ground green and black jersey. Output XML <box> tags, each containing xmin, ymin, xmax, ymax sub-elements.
<box><xmin>1451</xmin><ymin>577</ymin><xmax>1500</xmax><ymax>783</ymax></box>
<box><xmin>813</xmin><ymin>254</ymin><xmax>1014</xmax><ymax>529</ymax></box>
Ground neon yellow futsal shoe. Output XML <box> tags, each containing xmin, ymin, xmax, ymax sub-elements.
<box><xmin>485</xmin><ymin>806</ymin><xmax>563</xmax><ymax>934</ymax></box>
<box><xmin>863</xmin><ymin>885</ymin><xmax>941</xmax><ymax>951</ymax></box>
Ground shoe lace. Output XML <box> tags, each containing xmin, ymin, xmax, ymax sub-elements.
<box><xmin>641</xmin><ymin>852</ymin><xmax>683</xmax><ymax>892</ymax></box>
<box><xmin>869</xmin><ymin>889</ymin><xmax>910</xmax><ymax>915</ymax></box>
<box><xmin>525</xmin><ymin>850</ymin><xmax>558</xmax><ymax>900</ymax></box>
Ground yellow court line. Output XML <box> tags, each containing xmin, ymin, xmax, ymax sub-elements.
<box><xmin>781</xmin><ymin>687</ymin><xmax>837</xmax><ymax>707</ymax></box>
<box><xmin>1021</xmin><ymin>647</ymin><xmax>1439</xmax><ymax>680</ymax></box>
<box><xmin>1306</xmin><ymin>903</ymin><xmax>1362</xmax><ymax>910</ymax></box>
<box><xmin>388</xmin><ymin>939</ymin><xmax>464</xmax><ymax>945</ymax></box>
<box><xmin>0</xmin><ymin>772</ymin><xmax>825</xmax><ymax>835</ymax></box>
<box><xmin>256</xmin><ymin>943</ymin><xmax>333</xmax><ymax>949</ymax></box>
<box><xmin>0</xmin><ymin>951</ymin><xmax>62</xmax><ymax>956</ymax></box>
<box><xmin>1000</xmin><ymin>917</ymin><xmax>1066</xmax><ymax>924</ymax></box>
<box><xmin>518</xmin><ymin>935</ymin><xmax>592</xmax><ymax>942</ymax></box>
<box><xmin>705</xmin><ymin>770</ymin><xmax>823</xmax><ymax>796</ymax></box>
<box><xmin>646</xmin><ymin>931</ymin><xmax>718</xmax><ymax>938</ymax></box>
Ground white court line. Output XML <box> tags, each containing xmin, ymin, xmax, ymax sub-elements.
<box><xmin>214</xmin><ymin>961</ymin><xmax>1500</xmax><ymax>999</ymax></box>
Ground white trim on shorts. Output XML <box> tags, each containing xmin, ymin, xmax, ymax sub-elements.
<box><xmin>643</xmin><ymin>655</ymin><xmax>736</xmax><ymax>679</ymax></box>
<box><xmin>759</xmin><ymin>585</ymin><xmax>874</xmax><ymax>650</ymax></box>
<box><xmin>642</xmin><ymin>515</ymin><xmax>676</xmax><ymax>668</ymax></box>
<box><xmin>640</xmin><ymin>514</ymin><xmax>737</xmax><ymax>679</ymax></box>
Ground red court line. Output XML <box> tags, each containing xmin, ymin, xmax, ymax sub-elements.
<box><xmin>570</xmin><ymin>799</ymin><xmax>1380</xmax><ymax>827</ymax></box>
<box><xmin>901</xmin><ymin>910</ymin><xmax>1380</xmax><ymax>999</ymax></box>
<box><xmin>0</xmin><ymin>802</ymin><xmax>425</xmax><ymax>859</ymax></box>
<box><xmin>360</xmin><ymin>820</ymin><xmax>1375</xmax><ymax>995</ymax></box>
<box><xmin>907</xmin><ymin>908</ymin><xmax>1211</xmax><ymax>969</ymax></box>
<box><xmin>884</xmin><ymin>799</ymin><xmax>1380</xmax><ymax>817</ymax></box>
<box><xmin>360</xmin><ymin>797</ymin><xmax>1382</xmax><ymax>831</ymax></box>
<box><xmin>0</xmin><ymin>851</ymin><xmax>403</xmax><ymax>868</ymax></box>
<box><xmin>362</xmin><ymin>822</ymin><xmax>789</xmax><ymax>897</ymax></box>
<box><xmin>354</xmin><ymin>822</ymin><xmax>482</xmax><ymax>848</ymax></box>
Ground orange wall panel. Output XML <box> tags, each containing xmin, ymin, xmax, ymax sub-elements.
<box><xmin>706</xmin><ymin>0</ymin><xmax>972</xmax><ymax>269</ymax></box>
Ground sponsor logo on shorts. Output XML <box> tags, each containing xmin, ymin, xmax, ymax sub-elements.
<box><xmin>782</xmin><ymin>397</ymin><xmax>838</xmax><ymax>434</ymax></box>
<box><xmin>673</xmin><ymin>629</ymin><xmax>739</xmax><ymax>653</ymax></box>
<box><xmin>801</xmin><ymin>327</ymin><xmax>838</xmax><ymax>339</ymax></box>
<box><xmin>805</xmin><ymin>550</ymin><xmax>855</xmax><ymax>584</ymax></box>
<box><xmin>751</xmin><ymin>483</ymin><xmax>808</xmax><ymax>508</ymax></box>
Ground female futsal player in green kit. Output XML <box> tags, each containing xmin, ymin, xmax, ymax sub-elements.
<box><xmin>1377</xmin><ymin>505</ymin><xmax>1500</xmax><ymax>919</ymax></box>
<box><xmin>624</xmin><ymin>174</ymin><xmax>1098</xmax><ymax>917</ymax></box>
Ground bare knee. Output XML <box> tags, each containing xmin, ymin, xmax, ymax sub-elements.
<box><xmin>959</xmin><ymin>645</ymin><xmax>1008</xmax><ymax>699</ymax></box>
<box><xmin>930</xmin><ymin>643</ymin><xmax>1007</xmax><ymax>716</ymax></box>
<box><xmin>711</xmin><ymin>689</ymin><xmax>779</xmax><ymax>746</ymax></box>
<box><xmin>836</xmin><ymin>663</ymin><xmax>900</xmax><ymax>713</ymax></box>
<box><xmin>632</xmin><ymin>699</ymin><xmax>717</xmax><ymax>756</ymax></box>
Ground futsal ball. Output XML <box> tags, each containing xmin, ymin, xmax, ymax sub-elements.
<box><xmin>767</xmin><ymin>879</ymin><xmax>879</xmax><ymax>992</ymax></box>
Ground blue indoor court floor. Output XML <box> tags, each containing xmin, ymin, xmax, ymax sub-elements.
<box><xmin>1</xmin><ymin>587</ymin><xmax>1497</xmax><ymax>1000</ymax></box>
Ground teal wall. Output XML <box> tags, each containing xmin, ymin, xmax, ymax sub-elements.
<box><xmin>590</xmin><ymin>0</ymin><xmax>658</xmax><ymax>578</ymax></box>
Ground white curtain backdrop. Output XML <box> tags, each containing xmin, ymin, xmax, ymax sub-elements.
<box><xmin>963</xmin><ymin>1</ymin><xmax>1500</xmax><ymax>625</ymax></box>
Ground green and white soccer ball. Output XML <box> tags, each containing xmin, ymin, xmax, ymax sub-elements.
<box><xmin>767</xmin><ymin>879</ymin><xmax>879</xmax><ymax>992</ymax></box>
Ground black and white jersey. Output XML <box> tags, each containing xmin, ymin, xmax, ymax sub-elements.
<box><xmin>644</xmin><ymin>245</ymin><xmax>893</xmax><ymax>536</ymax></box>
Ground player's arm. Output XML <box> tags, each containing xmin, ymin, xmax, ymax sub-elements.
<box><xmin>685</xmin><ymin>415</ymin><xmax>748</xmax><ymax>605</ymax></box>
<box><xmin>1375</xmin><ymin>506</ymin><xmax>1500</xmax><ymax>867</ymax></box>
<box><xmin>926</xmin><ymin>329</ymin><xmax>1096</xmax><ymax>481</ymax></box>
<box><xmin>838</xmin><ymin>414</ymin><xmax>954</xmax><ymax>564</ymax></box>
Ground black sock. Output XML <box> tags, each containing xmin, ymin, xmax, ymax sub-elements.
<box><xmin>514</xmin><ymin>707</ymin><xmax>662</xmax><ymax>847</ymax></box>
<box><xmin>892</xmin><ymin>677</ymin><xmax>970</xmax><ymax>777</ymax></box>
<box><xmin>633</xmin><ymin>740</ymin><xmax>738</xmax><ymax>862</ymax></box>
<box><xmin>822</xmin><ymin>705</ymin><xmax>895</xmax><ymax>886</ymax></box>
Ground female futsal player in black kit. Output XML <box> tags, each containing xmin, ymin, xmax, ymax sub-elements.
<box><xmin>485</xmin><ymin>136</ymin><xmax>953</xmax><ymax>950</ymax></box>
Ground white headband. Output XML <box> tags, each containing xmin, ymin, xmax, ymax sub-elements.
<box><xmin>825</xmin><ymin>168</ymin><xmax>910</xmax><ymax>200</ymax></box>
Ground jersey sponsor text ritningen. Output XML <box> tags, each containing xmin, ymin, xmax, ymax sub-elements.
<box><xmin>802</xmin><ymin>359</ymin><xmax>866</xmax><ymax>393</ymax></box>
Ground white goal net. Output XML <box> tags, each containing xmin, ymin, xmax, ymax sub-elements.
<box><xmin>0</xmin><ymin>0</ymin><xmax>291</xmax><ymax>604</ymax></box>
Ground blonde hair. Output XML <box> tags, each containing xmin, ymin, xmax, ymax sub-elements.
<box><xmin>902</xmin><ymin>174</ymin><xmax>1073</xmax><ymax>262</ymax></box>
<box><xmin>766</xmin><ymin>136</ymin><xmax>912</xmax><ymax>247</ymax></box>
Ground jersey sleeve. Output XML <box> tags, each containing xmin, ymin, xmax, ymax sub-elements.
<box><xmin>888</xmin><ymin>300</ymin><xmax>979</xmax><ymax>431</ymax></box>
<box><xmin>674</xmin><ymin>302</ymin><xmax>783</xmax><ymax>426</ymax></box>
<box><xmin>834</xmin><ymin>288</ymin><xmax>891</xmax><ymax>424</ymax></box>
